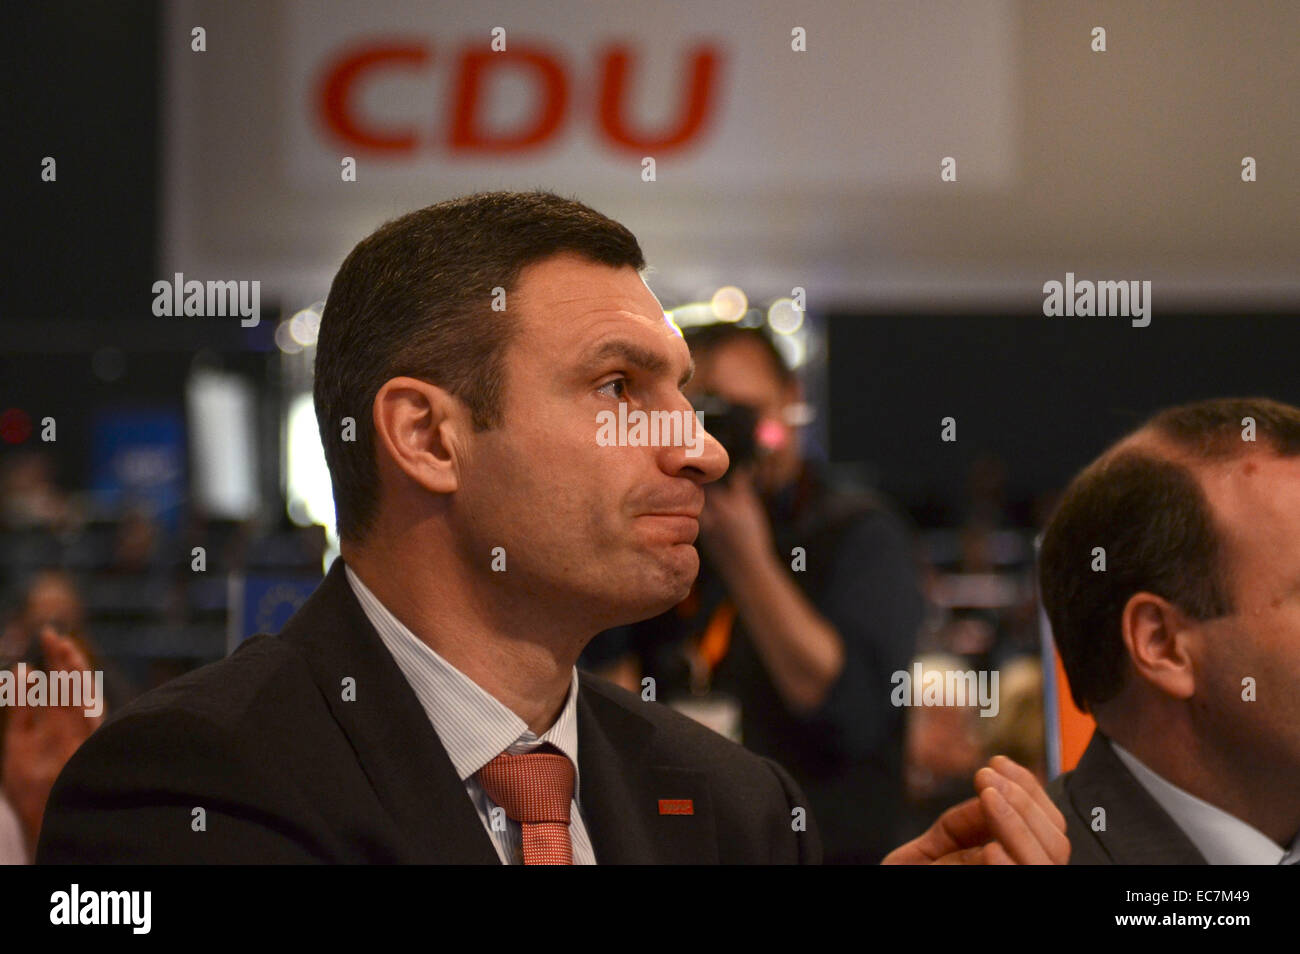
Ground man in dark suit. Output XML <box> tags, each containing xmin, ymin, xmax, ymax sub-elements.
<box><xmin>38</xmin><ymin>191</ymin><xmax>1068</xmax><ymax>864</ymax></box>
<box><xmin>1040</xmin><ymin>398</ymin><xmax>1300</xmax><ymax>865</ymax></box>
<box><xmin>36</xmin><ymin>556</ymin><xmax>816</xmax><ymax>863</ymax></box>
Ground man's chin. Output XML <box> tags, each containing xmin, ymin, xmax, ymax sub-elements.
<box><xmin>658</xmin><ymin>544</ymin><xmax>700</xmax><ymax>595</ymax></box>
<box><xmin>605</xmin><ymin>548</ymin><xmax>699</xmax><ymax>625</ymax></box>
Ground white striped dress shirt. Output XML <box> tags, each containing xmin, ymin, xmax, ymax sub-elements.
<box><xmin>345</xmin><ymin>564</ymin><xmax>596</xmax><ymax>864</ymax></box>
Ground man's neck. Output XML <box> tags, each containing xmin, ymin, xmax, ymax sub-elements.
<box><xmin>341</xmin><ymin>538</ymin><xmax>580</xmax><ymax>736</ymax></box>
<box><xmin>1105</xmin><ymin>713</ymin><xmax>1300</xmax><ymax>847</ymax></box>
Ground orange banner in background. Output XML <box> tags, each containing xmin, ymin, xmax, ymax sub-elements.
<box><xmin>1053</xmin><ymin>648</ymin><xmax>1094</xmax><ymax>772</ymax></box>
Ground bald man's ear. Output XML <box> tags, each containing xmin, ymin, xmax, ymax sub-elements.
<box><xmin>372</xmin><ymin>376</ymin><xmax>466</xmax><ymax>496</ymax></box>
<box><xmin>1120</xmin><ymin>592</ymin><xmax>1198</xmax><ymax>701</ymax></box>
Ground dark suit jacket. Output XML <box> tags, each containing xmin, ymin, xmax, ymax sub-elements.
<box><xmin>37</xmin><ymin>559</ymin><xmax>822</xmax><ymax>864</ymax></box>
<box><xmin>1047</xmin><ymin>730</ymin><xmax>1207</xmax><ymax>864</ymax></box>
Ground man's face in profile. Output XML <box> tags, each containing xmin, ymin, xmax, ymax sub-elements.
<box><xmin>1187</xmin><ymin>450</ymin><xmax>1300</xmax><ymax>779</ymax></box>
<box><xmin>450</xmin><ymin>253</ymin><xmax>728</xmax><ymax>633</ymax></box>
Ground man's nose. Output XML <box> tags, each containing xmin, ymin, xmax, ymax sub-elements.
<box><xmin>660</xmin><ymin>417</ymin><xmax>729</xmax><ymax>484</ymax></box>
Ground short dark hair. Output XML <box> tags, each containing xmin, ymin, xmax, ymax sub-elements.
<box><xmin>682</xmin><ymin>324</ymin><xmax>795</xmax><ymax>387</ymax></box>
<box><xmin>1039</xmin><ymin>397</ymin><xmax>1300</xmax><ymax>712</ymax></box>
<box><xmin>314</xmin><ymin>191</ymin><xmax>645</xmax><ymax>542</ymax></box>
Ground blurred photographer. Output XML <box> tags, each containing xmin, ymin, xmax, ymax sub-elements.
<box><xmin>584</xmin><ymin>324</ymin><xmax>923</xmax><ymax>863</ymax></box>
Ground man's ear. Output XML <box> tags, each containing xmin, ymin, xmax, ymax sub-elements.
<box><xmin>1120</xmin><ymin>592</ymin><xmax>1198</xmax><ymax>701</ymax></box>
<box><xmin>372</xmin><ymin>376</ymin><xmax>465</xmax><ymax>496</ymax></box>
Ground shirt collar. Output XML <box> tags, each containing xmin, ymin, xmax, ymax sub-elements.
<box><xmin>343</xmin><ymin>563</ymin><xmax>582</xmax><ymax>801</ymax></box>
<box><xmin>1110</xmin><ymin>739</ymin><xmax>1300</xmax><ymax>864</ymax></box>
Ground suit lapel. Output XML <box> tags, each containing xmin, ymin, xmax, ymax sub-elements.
<box><xmin>577</xmin><ymin>676</ymin><xmax>719</xmax><ymax>864</ymax></box>
<box><xmin>277</xmin><ymin>558</ymin><xmax>499</xmax><ymax>864</ymax></box>
<box><xmin>1067</xmin><ymin>731</ymin><xmax>1208</xmax><ymax>864</ymax></box>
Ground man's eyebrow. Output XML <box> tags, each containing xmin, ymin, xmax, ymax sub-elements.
<box><xmin>580</xmin><ymin>340</ymin><xmax>694</xmax><ymax>388</ymax></box>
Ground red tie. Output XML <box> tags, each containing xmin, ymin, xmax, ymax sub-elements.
<box><xmin>476</xmin><ymin>747</ymin><xmax>576</xmax><ymax>865</ymax></box>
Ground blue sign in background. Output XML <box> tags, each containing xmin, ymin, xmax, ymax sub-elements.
<box><xmin>91</xmin><ymin>407</ymin><xmax>186</xmax><ymax>530</ymax></box>
<box><xmin>229</xmin><ymin>573</ymin><xmax>322</xmax><ymax>652</ymax></box>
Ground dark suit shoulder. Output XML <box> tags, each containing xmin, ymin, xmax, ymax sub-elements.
<box><xmin>102</xmin><ymin>634</ymin><xmax>318</xmax><ymax>732</ymax></box>
<box><xmin>37</xmin><ymin>635</ymin><xmax>354</xmax><ymax>863</ymax></box>
<box><xmin>578</xmin><ymin>672</ymin><xmax>822</xmax><ymax>862</ymax></box>
<box><xmin>1047</xmin><ymin>732</ymin><xmax>1207</xmax><ymax>865</ymax></box>
<box><xmin>1048</xmin><ymin>769</ymin><xmax>1113</xmax><ymax>865</ymax></box>
<box><xmin>580</xmin><ymin>671</ymin><xmax>773</xmax><ymax>769</ymax></box>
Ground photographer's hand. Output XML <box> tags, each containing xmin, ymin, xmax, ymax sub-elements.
<box><xmin>698</xmin><ymin>467</ymin><xmax>774</xmax><ymax>564</ymax></box>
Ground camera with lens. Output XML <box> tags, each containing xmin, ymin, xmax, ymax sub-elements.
<box><xmin>689</xmin><ymin>393</ymin><xmax>761</xmax><ymax>478</ymax></box>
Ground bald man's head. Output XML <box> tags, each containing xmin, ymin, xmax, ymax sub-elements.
<box><xmin>1039</xmin><ymin>397</ymin><xmax>1300</xmax><ymax>715</ymax></box>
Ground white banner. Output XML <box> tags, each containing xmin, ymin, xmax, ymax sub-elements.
<box><xmin>164</xmin><ymin>0</ymin><xmax>1016</xmax><ymax>307</ymax></box>
<box><xmin>280</xmin><ymin>0</ymin><xmax>1017</xmax><ymax>190</ymax></box>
